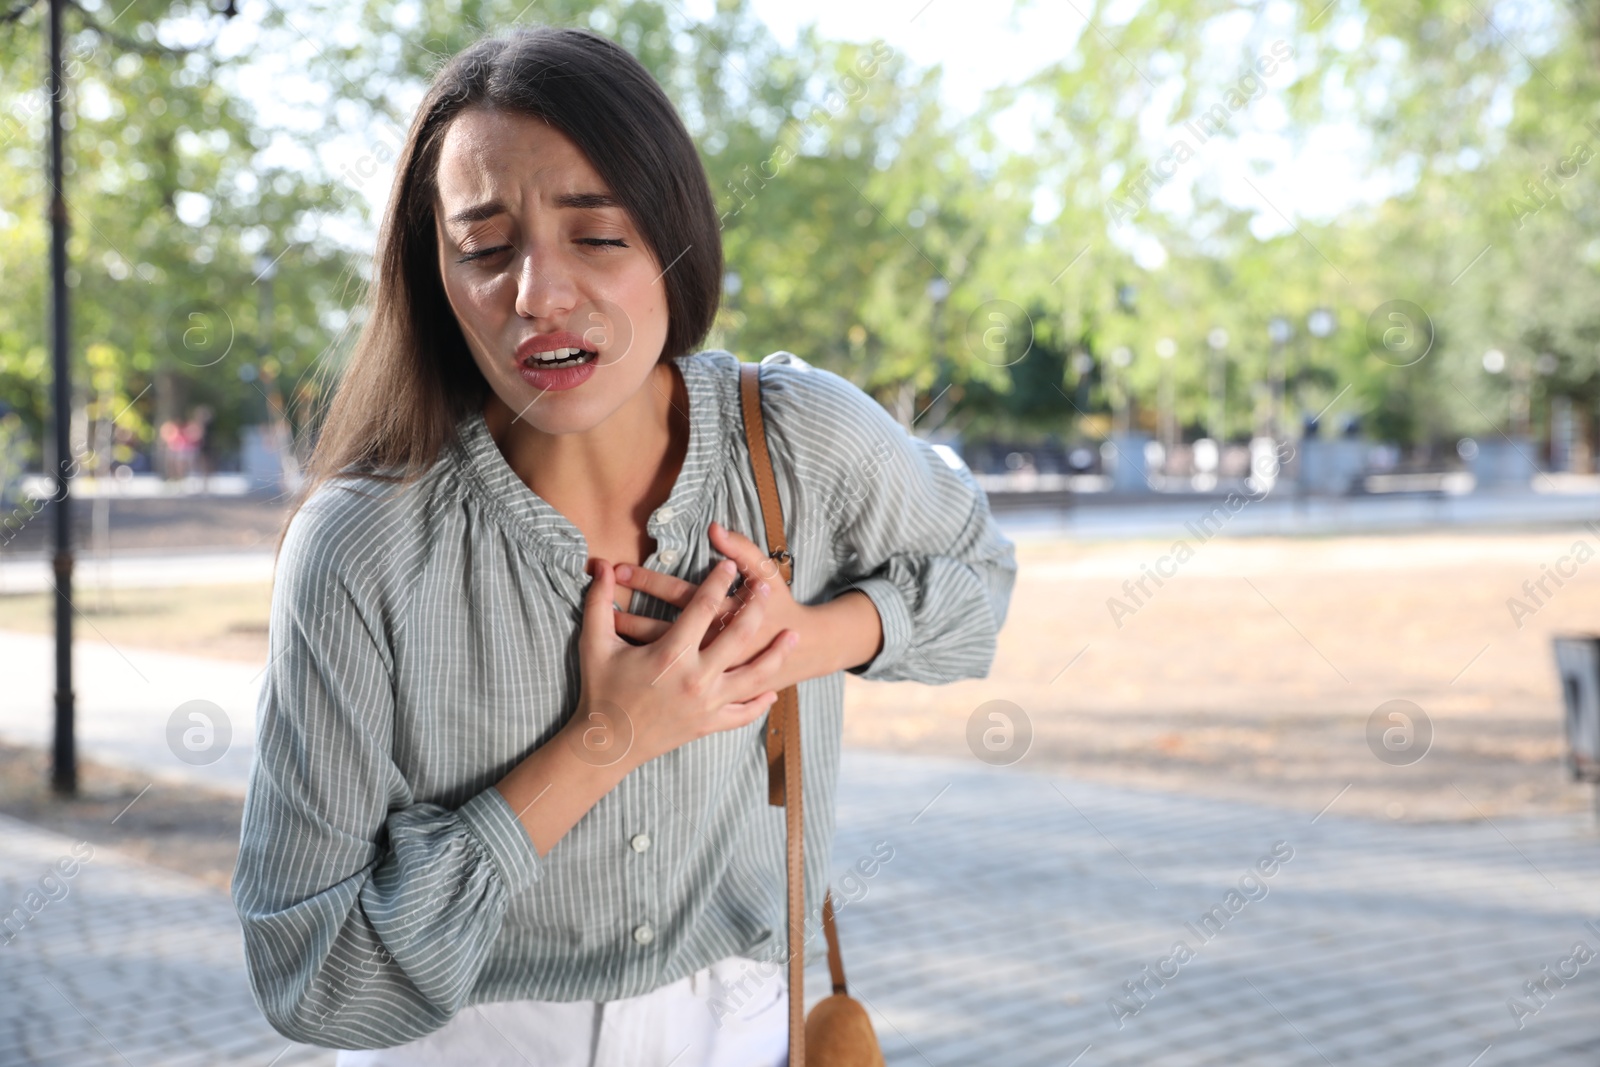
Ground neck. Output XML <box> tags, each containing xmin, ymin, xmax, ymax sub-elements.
<box><xmin>485</xmin><ymin>360</ymin><xmax>688</xmax><ymax>530</ymax></box>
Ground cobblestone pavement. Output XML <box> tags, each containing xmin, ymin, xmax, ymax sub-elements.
<box><xmin>0</xmin><ymin>815</ymin><xmax>334</xmax><ymax>1067</ymax></box>
<box><xmin>3</xmin><ymin>749</ymin><xmax>1598</xmax><ymax>1065</ymax></box>
<box><xmin>829</xmin><ymin>750</ymin><xmax>1600</xmax><ymax>1067</ymax></box>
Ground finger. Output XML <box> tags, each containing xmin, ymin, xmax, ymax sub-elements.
<box><xmin>698</xmin><ymin>588</ymin><xmax>753</xmax><ymax>650</ymax></box>
<box><xmin>614</xmin><ymin>563</ymin><xmax>698</xmax><ymax>608</ymax></box>
<box><xmin>614</xmin><ymin>611</ymin><xmax>671</xmax><ymax>643</ymax></box>
<box><xmin>709</xmin><ymin>689</ymin><xmax>779</xmax><ymax>735</ymax></box>
<box><xmin>581</xmin><ymin>560</ymin><xmax>618</xmax><ymax>650</ymax></box>
<box><xmin>710</xmin><ymin>593</ymin><xmax>748</xmax><ymax>629</ymax></box>
<box><xmin>720</xmin><ymin>627</ymin><xmax>798</xmax><ymax>695</ymax></box>
<box><xmin>710</xmin><ymin>521</ymin><xmax>781</xmax><ymax>583</ymax></box>
<box><xmin>659</xmin><ymin>559</ymin><xmax>739</xmax><ymax>662</ymax></box>
<box><xmin>702</xmin><ymin>578</ymin><xmax>771</xmax><ymax>672</ymax></box>
<box><xmin>618</xmin><ymin>561</ymin><xmax>747</xmax><ymax>622</ymax></box>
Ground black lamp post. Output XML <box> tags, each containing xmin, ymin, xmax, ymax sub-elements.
<box><xmin>1267</xmin><ymin>316</ymin><xmax>1293</xmax><ymax>445</ymax></box>
<box><xmin>47</xmin><ymin>0</ymin><xmax>75</xmax><ymax>795</ymax></box>
<box><xmin>1206</xmin><ymin>327</ymin><xmax>1228</xmax><ymax>446</ymax></box>
<box><xmin>38</xmin><ymin>0</ymin><xmax>237</xmax><ymax>795</ymax></box>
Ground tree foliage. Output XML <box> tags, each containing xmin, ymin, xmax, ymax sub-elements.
<box><xmin>0</xmin><ymin>0</ymin><xmax>1595</xmax><ymax>476</ymax></box>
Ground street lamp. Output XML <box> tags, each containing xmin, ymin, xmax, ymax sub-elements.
<box><xmin>1110</xmin><ymin>345</ymin><xmax>1133</xmax><ymax>439</ymax></box>
<box><xmin>47</xmin><ymin>0</ymin><xmax>75</xmax><ymax>795</ymax></box>
<box><xmin>1070</xmin><ymin>348</ymin><xmax>1094</xmax><ymax>439</ymax></box>
<box><xmin>1155</xmin><ymin>337</ymin><xmax>1176</xmax><ymax>459</ymax></box>
<box><xmin>1482</xmin><ymin>348</ymin><xmax>1510</xmax><ymax>441</ymax></box>
<box><xmin>1510</xmin><ymin>356</ymin><xmax>1533</xmax><ymax>439</ymax></box>
<box><xmin>1536</xmin><ymin>354</ymin><xmax>1562</xmax><ymax>470</ymax></box>
<box><xmin>1206</xmin><ymin>327</ymin><xmax>1228</xmax><ymax>445</ymax></box>
<box><xmin>717</xmin><ymin>270</ymin><xmax>742</xmax><ymax>357</ymax></box>
<box><xmin>915</xmin><ymin>276</ymin><xmax>951</xmax><ymax>429</ymax></box>
<box><xmin>1268</xmin><ymin>316</ymin><xmax>1293</xmax><ymax>443</ymax></box>
<box><xmin>30</xmin><ymin>0</ymin><xmax>238</xmax><ymax>796</ymax></box>
<box><xmin>1302</xmin><ymin>308</ymin><xmax>1336</xmax><ymax>437</ymax></box>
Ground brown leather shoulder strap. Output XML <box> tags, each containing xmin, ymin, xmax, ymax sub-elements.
<box><xmin>823</xmin><ymin>888</ymin><xmax>848</xmax><ymax>995</ymax></box>
<box><xmin>740</xmin><ymin>364</ymin><xmax>791</xmax><ymax>812</ymax></box>
<box><xmin>738</xmin><ymin>362</ymin><xmax>793</xmax><ymax>586</ymax></box>
<box><xmin>739</xmin><ymin>362</ymin><xmax>806</xmax><ymax>1064</ymax></box>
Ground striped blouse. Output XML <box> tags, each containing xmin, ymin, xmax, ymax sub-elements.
<box><xmin>231</xmin><ymin>348</ymin><xmax>1018</xmax><ymax>1049</ymax></box>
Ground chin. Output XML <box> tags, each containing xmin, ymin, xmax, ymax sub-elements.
<box><xmin>492</xmin><ymin>379</ymin><xmax>626</xmax><ymax>436</ymax></box>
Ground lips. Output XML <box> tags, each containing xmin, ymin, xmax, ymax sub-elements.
<box><xmin>514</xmin><ymin>330</ymin><xmax>600</xmax><ymax>392</ymax></box>
<box><xmin>516</xmin><ymin>331</ymin><xmax>597</xmax><ymax>367</ymax></box>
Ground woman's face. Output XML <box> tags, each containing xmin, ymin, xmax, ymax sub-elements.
<box><xmin>433</xmin><ymin>107</ymin><xmax>671</xmax><ymax>436</ymax></box>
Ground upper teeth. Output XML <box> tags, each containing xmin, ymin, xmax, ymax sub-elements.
<box><xmin>530</xmin><ymin>347</ymin><xmax>585</xmax><ymax>363</ymax></box>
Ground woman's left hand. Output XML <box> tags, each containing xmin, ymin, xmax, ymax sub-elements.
<box><xmin>613</xmin><ymin>521</ymin><xmax>813</xmax><ymax>658</ymax></box>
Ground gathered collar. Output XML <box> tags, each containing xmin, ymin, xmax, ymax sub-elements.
<box><xmin>449</xmin><ymin>353</ymin><xmax>730</xmax><ymax>574</ymax></box>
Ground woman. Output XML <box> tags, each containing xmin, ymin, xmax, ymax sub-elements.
<box><xmin>232</xmin><ymin>24</ymin><xmax>1017</xmax><ymax>1066</ymax></box>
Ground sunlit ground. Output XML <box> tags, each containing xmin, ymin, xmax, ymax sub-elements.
<box><xmin>0</xmin><ymin>581</ymin><xmax>273</xmax><ymax>663</ymax></box>
<box><xmin>841</xmin><ymin>529</ymin><xmax>1598</xmax><ymax>823</ymax></box>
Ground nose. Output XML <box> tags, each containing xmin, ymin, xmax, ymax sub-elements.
<box><xmin>513</xmin><ymin>241</ymin><xmax>578</xmax><ymax>323</ymax></box>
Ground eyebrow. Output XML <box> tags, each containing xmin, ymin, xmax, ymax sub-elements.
<box><xmin>555</xmin><ymin>191</ymin><xmax>622</xmax><ymax>210</ymax></box>
<box><xmin>444</xmin><ymin>192</ymin><xmax>621</xmax><ymax>226</ymax></box>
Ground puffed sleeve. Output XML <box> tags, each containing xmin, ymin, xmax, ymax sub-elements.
<box><xmin>231</xmin><ymin>484</ymin><xmax>542</xmax><ymax>1049</ymax></box>
<box><xmin>755</xmin><ymin>351</ymin><xmax>1017</xmax><ymax>684</ymax></box>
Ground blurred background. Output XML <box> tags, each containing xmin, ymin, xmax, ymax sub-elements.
<box><xmin>4</xmin><ymin>0</ymin><xmax>1598</xmax><ymax>488</ymax></box>
<box><xmin>3</xmin><ymin>1</ymin><xmax>1600</xmax><ymax>1064</ymax></box>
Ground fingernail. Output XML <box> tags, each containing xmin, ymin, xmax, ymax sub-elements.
<box><xmin>785</xmin><ymin>631</ymin><xmax>799</xmax><ymax>647</ymax></box>
<box><xmin>719</xmin><ymin>559</ymin><xmax>736</xmax><ymax>573</ymax></box>
<box><xmin>757</xmin><ymin>581</ymin><xmax>770</xmax><ymax>597</ymax></box>
<box><xmin>615</xmin><ymin>564</ymin><xmax>632</xmax><ymax>581</ymax></box>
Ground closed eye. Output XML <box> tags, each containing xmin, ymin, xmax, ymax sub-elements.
<box><xmin>454</xmin><ymin>237</ymin><xmax>627</xmax><ymax>264</ymax></box>
<box><xmin>456</xmin><ymin>245</ymin><xmax>511</xmax><ymax>264</ymax></box>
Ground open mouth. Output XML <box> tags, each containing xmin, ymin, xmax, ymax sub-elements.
<box><xmin>521</xmin><ymin>347</ymin><xmax>598</xmax><ymax>368</ymax></box>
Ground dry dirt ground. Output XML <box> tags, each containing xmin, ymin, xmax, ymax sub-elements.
<box><xmin>2</xmin><ymin>528</ymin><xmax>1597</xmax><ymax>890</ymax></box>
<box><xmin>0</xmin><ymin>741</ymin><xmax>244</xmax><ymax>892</ymax></box>
<box><xmin>0</xmin><ymin>581</ymin><xmax>273</xmax><ymax>661</ymax></box>
<box><xmin>841</xmin><ymin>528</ymin><xmax>1600</xmax><ymax>823</ymax></box>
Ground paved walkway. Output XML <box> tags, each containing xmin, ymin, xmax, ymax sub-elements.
<box><xmin>0</xmin><ymin>631</ymin><xmax>263</xmax><ymax>792</ymax></box>
<box><xmin>0</xmin><ymin>550</ymin><xmax>276</xmax><ymax>595</ymax></box>
<box><xmin>3</xmin><ymin>748</ymin><xmax>1597</xmax><ymax>1065</ymax></box>
<box><xmin>833</xmin><ymin>752</ymin><xmax>1600</xmax><ymax>1066</ymax></box>
<box><xmin>0</xmin><ymin>814</ymin><xmax>334</xmax><ymax>1067</ymax></box>
<box><xmin>999</xmin><ymin>486</ymin><xmax>1600</xmax><ymax>542</ymax></box>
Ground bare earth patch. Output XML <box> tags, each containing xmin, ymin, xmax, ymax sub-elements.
<box><xmin>842</xmin><ymin>528</ymin><xmax>1600</xmax><ymax>823</ymax></box>
<box><xmin>0</xmin><ymin>741</ymin><xmax>244</xmax><ymax>891</ymax></box>
<box><xmin>0</xmin><ymin>581</ymin><xmax>273</xmax><ymax>662</ymax></box>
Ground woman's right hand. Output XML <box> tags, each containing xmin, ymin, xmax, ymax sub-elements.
<box><xmin>568</xmin><ymin>558</ymin><xmax>799</xmax><ymax>773</ymax></box>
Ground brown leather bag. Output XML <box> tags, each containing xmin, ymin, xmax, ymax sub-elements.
<box><xmin>739</xmin><ymin>361</ymin><xmax>886</xmax><ymax>1067</ymax></box>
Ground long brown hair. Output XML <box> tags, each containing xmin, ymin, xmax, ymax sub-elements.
<box><xmin>282</xmin><ymin>25</ymin><xmax>723</xmax><ymax>544</ymax></box>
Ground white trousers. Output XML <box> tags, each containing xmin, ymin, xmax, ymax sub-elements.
<box><xmin>335</xmin><ymin>954</ymin><xmax>789</xmax><ymax>1067</ymax></box>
